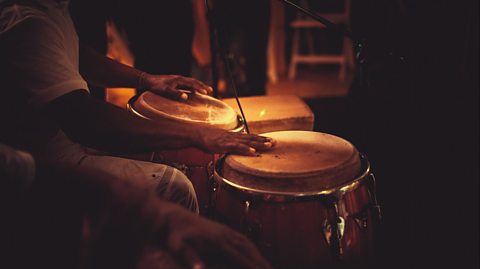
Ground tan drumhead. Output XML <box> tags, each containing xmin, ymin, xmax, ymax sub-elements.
<box><xmin>132</xmin><ymin>91</ymin><xmax>238</xmax><ymax>130</ymax></box>
<box><xmin>223</xmin><ymin>131</ymin><xmax>362</xmax><ymax>192</ymax></box>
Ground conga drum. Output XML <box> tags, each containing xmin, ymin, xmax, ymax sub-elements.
<box><xmin>128</xmin><ymin>91</ymin><xmax>244</xmax><ymax>215</ymax></box>
<box><xmin>212</xmin><ymin>131</ymin><xmax>381</xmax><ymax>269</ymax></box>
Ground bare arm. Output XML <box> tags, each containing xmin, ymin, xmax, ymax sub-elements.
<box><xmin>79</xmin><ymin>45</ymin><xmax>142</xmax><ymax>89</ymax></box>
<box><xmin>79</xmin><ymin>46</ymin><xmax>213</xmax><ymax>99</ymax></box>
<box><xmin>46</xmin><ymin>90</ymin><xmax>274</xmax><ymax>155</ymax></box>
<box><xmin>46</xmin><ymin>90</ymin><xmax>195</xmax><ymax>153</ymax></box>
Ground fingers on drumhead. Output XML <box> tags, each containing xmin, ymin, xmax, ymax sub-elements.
<box><xmin>225</xmin><ymin>143</ymin><xmax>256</xmax><ymax>156</ymax></box>
<box><xmin>236</xmin><ymin>134</ymin><xmax>276</xmax><ymax>149</ymax></box>
<box><xmin>247</xmin><ymin>141</ymin><xmax>273</xmax><ymax>150</ymax></box>
<box><xmin>241</xmin><ymin>134</ymin><xmax>276</xmax><ymax>144</ymax></box>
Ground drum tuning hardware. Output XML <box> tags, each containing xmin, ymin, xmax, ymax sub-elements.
<box><xmin>366</xmin><ymin>174</ymin><xmax>383</xmax><ymax>223</ymax></box>
<box><xmin>244</xmin><ymin>200</ymin><xmax>251</xmax><ymax>215</ymax></box>
<box><xmin>352</xmin><ymin>208</ymin><xmax>369</xmax><ymax>231</ymax></box>
<box><xmin>207</xmin><ymin>173</ymin><xmax>219</xmax><ymax>216</ymax></box>
<box><xmin>242</xmin><ymin>200</ymin><xmax>264</xmax><ymax>243</ymax></box>
<box><xmin>207</xmin><ymin>161</ymin><xmax>215</xmax><ymax>178</ymax></box>
<box><xmin>322</xmin><ymin>202</ymin><xmax>345</xmax><ymax>259</ymax></box>
<box><xmin>322</xmin><ymin>217</ymin><xmax>345</xmax><ymax>259</ymax></box>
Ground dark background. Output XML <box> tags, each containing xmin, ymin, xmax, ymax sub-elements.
<box><xmin>305</xmin><ymin>1</ymin><xmax>479</xmax><ymax>268</ymax></box>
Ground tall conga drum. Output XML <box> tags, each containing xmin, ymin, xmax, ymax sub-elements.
<box><xmin>212</xmin><ymin>131</ymin><xmax>381</xmax><ymax>269</ymax></box>
<box><xmin>128</xmin><ymin>91</ymin><xmax>244</xmax><ymax>214</ymax></box>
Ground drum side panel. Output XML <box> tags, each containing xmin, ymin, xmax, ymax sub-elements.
<box><xmin>213</xmin><ymin>188</ymin><xmax>334</xmax><ymax>269</ymax></box>
<box><xmin>339</xmin><ymin>185</ymin><xmax>378</xmax><ymax>267</ymax></box>
<box><xmin>213</xmin><ymin>185</ymin><xmax>378</xmax><ymax>269</ymax></box>
<box><xmin>212</xmin><ymin>177</ymin><xmax>379</xmax><ymax>268</ymax></box>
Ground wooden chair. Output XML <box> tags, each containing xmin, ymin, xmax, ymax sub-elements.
<box><xmin>288</xmin><ymin>0</ymin><xmax>354</xmax><ymax>80</ymax></box>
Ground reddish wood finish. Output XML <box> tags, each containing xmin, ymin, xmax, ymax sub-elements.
<box><xmin>212</xmin><ymin>180</ymin><xmax>378</xmax><ymax>269</ymax></box>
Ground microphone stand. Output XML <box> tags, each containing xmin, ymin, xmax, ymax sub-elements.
<box><xmin>276</xmin><ymin>0</ymin><xmax>370</xmax><ymax>88</ymax></box>
<box><xmin>277</xmin><ymin>0</ymin><xmax>406</xmax><ymax>90</ymax></box>
<box><xmin>204</xmin><ymin>0</ymin><xmax>251</xmax><ymax>134</ymax></box>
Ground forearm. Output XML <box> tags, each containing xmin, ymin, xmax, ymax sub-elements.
<box><xmin>79</xmin><ymin>45</ymin><xmax>145</xmax><ymax>89</ymax></box>
<box><xmin>47</xmin><ymin>90</ymin><xmax>199</xmax><ymax>153</ymax></box>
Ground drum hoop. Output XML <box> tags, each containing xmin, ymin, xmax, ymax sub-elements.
<box><xmin>127</xmin><ymin>94</ymin><xmax>150</xmax><ymax>120</ymax></box>
<box><xmin>213</xmin><ymin>154</ymin><xmax>371</xmax><ymax>201</ymax></box>
<box><xmin>127</xmin><ymin>94</ymin><xmax>246</xmax><ymax>133</ymax></box>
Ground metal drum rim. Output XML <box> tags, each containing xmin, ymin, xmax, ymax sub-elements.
<box><xmin>213</xmin><ymin>154</ymin><xmax>371</xmax><ymax>200</ymax></box>
<box><xmin>127</xmin><ymin>94</ymin><xmax>246</xmax><ymax>133</ymax></box>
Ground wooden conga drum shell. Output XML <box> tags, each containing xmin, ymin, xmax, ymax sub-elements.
<box><xmin>213</xmin><ymin>131</ymin><xmax>379</xmax><ymax>269</ymax></box>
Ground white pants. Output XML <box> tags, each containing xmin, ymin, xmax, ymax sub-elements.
<box><xmin>37</xmin><ymin>131</ymin><xmax>199</xmax><ymax>213</ymax></box>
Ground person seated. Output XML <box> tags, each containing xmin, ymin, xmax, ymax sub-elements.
<box><xmin>0</xmin><ymin>144</ymin><xmax>272</xmax><ymax>269</ymax></box>
<box><xmin>0</xmin><ymin>0</ymin><xmax>275</xmax><ymax>214</ymax></box>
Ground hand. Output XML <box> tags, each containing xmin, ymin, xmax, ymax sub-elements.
<box><xmin>161</xmin><ymin>204</ymin><xmax>273</xmax><ymax>269</ymax></box>
<box><xmin>194</xmin><ymin>128</ymin><xmax>276</xmax><ymax>156</ymax></box>
<box><xmin>142</xmin><ymin>74</ymin><xmax>213</xmax><ymax>100</ymax></box>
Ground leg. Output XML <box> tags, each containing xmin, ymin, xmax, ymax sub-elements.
<box><xmin>77</xmin><ymin>154</ymin><xmax>199</xmax><ymax>214</ymax></box>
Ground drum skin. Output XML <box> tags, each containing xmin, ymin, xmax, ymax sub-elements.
<box><xmin>212</xmin><ymin>131</ymin><xmax>379</xmax><ymax>269</ymax></box>
<box><xmin>133</xmin><ymin>91</ymin><xmax>238</xmax><ymax>130</ymax></box>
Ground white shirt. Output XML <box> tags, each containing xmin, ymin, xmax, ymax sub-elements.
<box><xmin>0</xmin><ymin>0</ymin><xmax>89</xmax><ymax>158</ymax></box>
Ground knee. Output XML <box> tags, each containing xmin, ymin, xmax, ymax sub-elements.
<box><xmin>154</xmin><ymin>167</ymin><xmax>199</xmax><ymax>214</ymax></box>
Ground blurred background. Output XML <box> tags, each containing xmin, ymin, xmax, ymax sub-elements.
<box><xmin>69</xmin><ymin>1</ymin><xmax>478</xmax><ymax>268</ymax></box>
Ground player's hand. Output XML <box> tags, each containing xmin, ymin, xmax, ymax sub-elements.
<box><xmin>142</xmin><ymin>74</ymin><xmax>213</xmax><ymax>100</ymax></box>
<box><xmin>160</xmin><ymin>204</ymin><xmax>273</xmax><ymax>269</ymax></box>
<box><xmin>195</xmin><ymin>128</ymin><xmax>276</xmax><ymax>156</ymax></box>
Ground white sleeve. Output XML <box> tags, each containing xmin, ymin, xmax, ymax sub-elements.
<box><xmin>2</xmin><ymin>17</ymin><xmax>89</xmax><ymax>108</ymax></box>
<box><xmin>0</xmin><ymin>144</ymin><xmax>36</xmax><ymax>194</ymax></box>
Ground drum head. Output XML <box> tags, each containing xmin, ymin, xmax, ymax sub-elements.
<box><xmin>223</xmin><ymin>131</ymin><xmax>363</xmax><ymax>193</ymax></box>
<box><xmin>132</xmin><ymin>91</ymin><xmax>238</xmax><ymax>130</ymax></box>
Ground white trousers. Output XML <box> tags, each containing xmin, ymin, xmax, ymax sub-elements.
<box><xmin>37</xmin><ymin>131</ymin><xmax>199</xmax><ymax>213</ymax></box>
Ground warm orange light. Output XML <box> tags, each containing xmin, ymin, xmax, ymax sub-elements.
<box><xmin>259</xmin><ymin>109</ymin><xmax>267</xmax><ymax>118</ymax></box>
<box><xmin>105</xmin><ymin>21</ymin><xmax>136</xmax><ymax>108</ymax></box>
